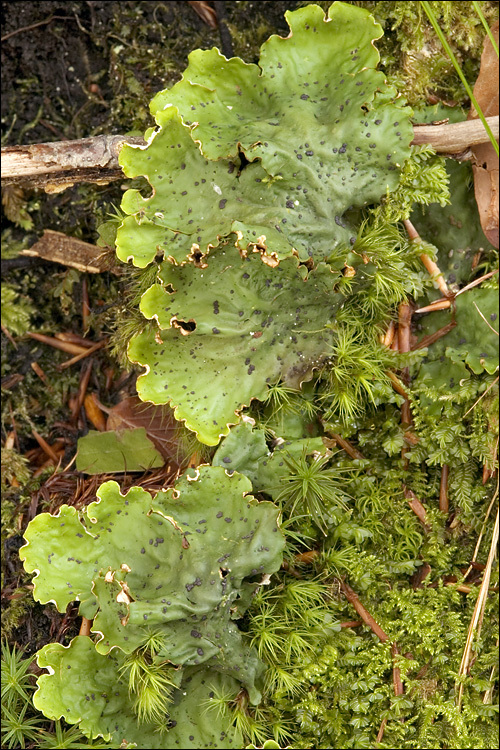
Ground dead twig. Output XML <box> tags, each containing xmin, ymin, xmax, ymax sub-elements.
<box><xmin>412</xmin><ymin>321</ymin><xmax>457</xmax><ymax>350</ymax></box>
<box><xmin>398</xmin><ymin>302</ymin><xmax>413</xmax><ymax>429</ymax></box>
<box><xmin>439</xmin><ymin>465</ymin><xmax>449</xmax><ymax>514</ymax></box>
<box><xmin>340</xmin><ymin>580</ymin><xmax>389</xmax><ymax>642</ymax></box>
<box><xmin>323</xmin><ymin>433</ymin><xmax>366</xmax><ymax>461</ymax></box>
<box><xmin>381</xmin><ymin>319</ymin><xmax>397</xmax><ymax>348</ymax></box>
<box><xmin>340</xmin><ymin>620</ymin><xmax>363</xmax><ymax>628</ymax></box>
<box><xmin>457</xmin><ymin>507</ymin><xmax>499</xmax><ymax>709</ymax></box>
<box><xmin>2</xmin><ymin>118</ymin><xmax>498</xmax><ymax>190</ymax></box>
<box><xmin>1</xmin><ymin>323</ymin><xmax>18</xmax><ymax>349</ymax></box>
<box><xmin>392</xmin><ymin>642</ymin><xmax>404</xmax><ymax>697</ymax></box>
<box><xmin>455</xmin><ymin>268</ymin><xmax>499</xmax><ymax>297</ymax></box>
<box><xmin>403</xmin><ymin>487</ymin><xmax>430</xmax><ymax>530</ymax></box>
<box><xmin>386</xmin><ymin>371</ymin><xmax>409</xmax><ymax>398</ymax></box>
<box><xmin>411</xmin><ymin>114</ymin><xmax>499</xmax><ymax>153</ymax></box>
<box><xmin>403</xmin><ymin>219</ymin><xmax>451</xmax><ymax>297</ymax></box>
<box><xmin>30</xmin><ymin>362</ymin><xmax>53</xmax><ymax>390</ymax></box>
<box><xmin>31</xmin><ymin>430</ymin><xmax>60</xmax><ymax>464</ymax></box>
<box><xmin>415</xmin><ymin>299</ymin><xmax>453</xmax><ymax>314</ymax></box>
<box><xmin>58</xmin><ymin>339</ymin><xmax>107</xmax><ymax>370</ymax></box>
<box><xmin>27</xmin><ymin>332</ymin><xmax>88</xmax><ymax>356</ymax></box>
<box><xmin>187</xmin><ymin>1</ymin><xmax>218</xmax><ymax>28</ymax></box>
<box><xmin>71</xmin><ymin>359</ymin><xmax>94</xmax><ymax>422</ymax></box>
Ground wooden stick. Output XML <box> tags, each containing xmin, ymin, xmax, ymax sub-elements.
<box><xmin>340</xmin><ymin>580</ymin><xmax>389</xmax><ymax>642</ymax></box>
<box><xmin>375</xmin><ymin>718</ymin><xmax>387</xmax><ymax>744</ymax></box>
<box><xmin>1</xmin><ymin>135</ymin><xmax>144</xmax><ymax>191</ymax></box>
<box><xmin>1</xmin><ymin>323</ymin><xmax>18</xmax><ymax>348</ymax></box>
<box><xmin>55</xmin><ymin>332</ymin><xmax>96</xmax><ymax>348</ymax></box>
<box><xmin>27</xmin><ymin>332</ymin><xmax>88</xmax><ymax>356</ymax></box>
<box><xmin>457</xmin><ymin>508</ymin><xmax>499</xmax><ymax>708</ymax></box>
<box><xmin>386</xmin><ymin>371</ymin><xmax>409</xmax><ymax>398</ymax></box>
<box><xmin>411</xmin><ymin>115</ymin><xmax>499</xmax><ymax>153</ymax></box>
<box><xmin>2</xmin><ymin>118</ymin><xmax>498</xmax><ymax>191</ymax></box>
<box><xmin>415</xmin><ymin>299</ymin><xmax>452</xmax><ymax>314</ymax></box>
<box><xmin>398</xmin><ymin>302</ymin><xmax>413</xmax><ymax>428</ymax></box>
<box><xmin>455</xmin><ymin>268</ymin><xmax>499</xmax><ymax>297</ymax></box>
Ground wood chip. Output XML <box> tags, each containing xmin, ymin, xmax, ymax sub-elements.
<box><xmin>21</xmin><ymin>229</ymin><xmax>119</xmax><ymax>273</ymax></box>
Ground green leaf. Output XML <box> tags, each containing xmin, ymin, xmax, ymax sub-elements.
<box><xmin>117</xmin><ymin>2</ymin><xmax>412</xmax><ymax>267</ymax></box>
<box><xmin>75</xmin><ymin>428</ymin><xmax>164</xmax><ymax>474</ymax></box>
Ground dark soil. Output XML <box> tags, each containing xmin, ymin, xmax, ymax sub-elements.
<box><xmin>1</xmin><ymin>0</ymin><xmax>303</xmax><ymax>658</ymax></box>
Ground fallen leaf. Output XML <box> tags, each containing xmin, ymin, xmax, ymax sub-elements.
<box><xmin>76</xmin><ymin>428</ymin><xmax>164</xmax><ymax>474</ymax></box>
<box><xmin>468</xmin><ymin>21</ymin><xmax>499</xmax><ymax>248</ymax></box>
<box><xmin>188</xmin><ymin>1</ymin><xmax>218</xmax><ymax>29</ymax></box>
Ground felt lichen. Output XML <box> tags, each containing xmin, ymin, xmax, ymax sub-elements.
<box><xmin>116</xmin><ymin>2</ymin><xmax>413</xmax><ymax>269</ymax></box>
<box><xmin>20</xmin><ymin>466</ymin><xmax>286</xmax><ymax>746</ymax></box>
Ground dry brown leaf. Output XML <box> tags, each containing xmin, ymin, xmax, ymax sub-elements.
<box><xmin>106</xmin><ymin>396</ymin><xmax>185</xmax><ymax>469</ymax></box>
<box><xmin>468</xmin><ymin>21</ymin><xmax>499</xmax><ymax>248</ymax></box>
<box><xmin>84</xmin><ymin>393</ymin><xmax>107</xmax><ymax>432</ymax></box>
<box><xmin>188</xmin><ymin>1</ymin><xmax>218</xmax><ymax>29</ymax></box>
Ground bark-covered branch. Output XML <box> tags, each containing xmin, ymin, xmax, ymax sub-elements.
<box><xmin>1</xmin><ymin>116</ymin><xmax>498</xmax><ymax>192</ymax></box>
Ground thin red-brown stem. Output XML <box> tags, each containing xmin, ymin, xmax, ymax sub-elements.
<box><xmin>324</xmin><ymin>432</ymin><xmax>366</xmax><ymax>461</ymax></box>
<box><xmin>58</xmin><ymin>339</ymin><xmax>107</xmax><ymax>370</ymax></box>
<box><xmin>386</xmin><ymin>371</ymin><xmax>409</xmax><ymax>398</ymax></box>
<box><xmin>403</xmin><ymin>219</ymin><xmax>450</xmax><ymax>297</ymax></box>
<box><xmin>340</xmin><ymin>580</ymin><xmax>389</xmax><ymax>642</ymax></box>
<box><xmin>439</xmin><ymin>465</ymin><xmax>449</xmax><ymax>513</ymax></box>
<box><xmin>392</xmin><ymin>642</ymin><xmax>404</xmax><ymax>697</ymax></box>
<box><xmin>415</xmin><ymin>299</ymin><xmax>453</xmax><ymax>314</ymax></box>
<box><xmin>31</xmin><ymin>430</ymin><xmax>60</xmax><ymax>464</ymax></box>
<box><xmin>1</xmin><ymin>323</ymin><xmax>18</xmax><ymax>348</ymax></box>
<box><xmin>30</xmin><ymin>361</ymin><xmax>52</xmax><ymax>389</ymax></box>
<box><xmin>375</xmin><ymin>718</ymin><xmax>387</xmax><ymax>744</ymax></box>
<box><xmin>412</xmin><ymin>321</ymin><xmax>457</xmax><ymax>350</ymax></box>
<box><xmin>55</xmin><ymin>332</ymin><xmax>96</xmax><ymax>348</ymax></box>
<box><xmin>403</xmin><ymin>487</ymin><xmax>430</xmax><ymax>530</ymax></box>
<box><xmin>82</xmin><ymin>276</ymin><xmax>90</xmax><ymax>332</ymax></box>
<box><xmin>381</xmin><ymin>320</ymin><xmax>397</xmax><ymax>348</ymax></box>
<box><xmin>71</xmin><ymin>359</ymin><xmax>93</xmax><ymax>422</ymax></box>
<box><xmin>398</xmin><ymin>302</ymin><xmax>413</xmax><ymax>428</ymax></box>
